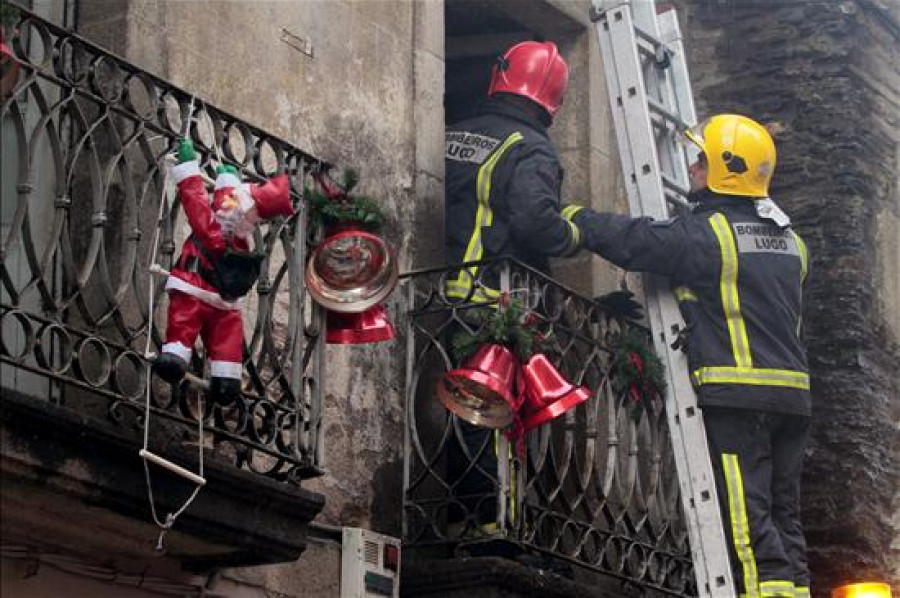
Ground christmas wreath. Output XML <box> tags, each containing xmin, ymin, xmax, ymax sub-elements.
<box><xmin>306</xmin><ymin>168</ymin><xmax>386</xmax><ymax>231</ymax></box>
<box><xmin>610</xmin><ymin>327</ymin><xmax>667</xmax><ymax>421</ymax></box>
<box><xmin>451</xmin><ymin>293</ymin><xmax>547</xmax><ymax>363</ymax></box>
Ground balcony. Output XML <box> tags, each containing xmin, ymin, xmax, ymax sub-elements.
<box><xmin>1</xmin><ymin>9</ymin><xmax>326</xmax><ymax>568</ymax></box>
<box><xmin>400</xmin><ymin>259</ymin><xmax>697</xmax><ymax>596</ymax></box>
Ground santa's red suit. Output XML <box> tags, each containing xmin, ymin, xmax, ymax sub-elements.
<box><xmin>155</xmin><ymin>160</ymin><xmax>293</xmax><ymax>404</ymax></box>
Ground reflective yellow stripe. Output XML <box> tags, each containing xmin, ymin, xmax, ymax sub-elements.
<box><xmin>445</xmin><ymin>280</ymin><xmax>501</xmax><ymax>303</ymax></box>
<box><xmin>450</xmin><ymin>132</ymin><xmax>523</xmax><ymax>297</ymax></box>
<box><xmin>674</xmin><ymin>286</ymin><xmax>698</xmax><ymax>302</ymax></box>
<box><xmin>790</xmin><ymin>230</ymin><xmax>808</xmax><ymax>284</ymax></box>
<box><xmin>561</xmin><ymin>204</ymin><xmax>584</xmax><ymax>253</ymax></box>
<box><xmin>561</xmin><ymin>204</ymin><xmax>584</xmax><ymax>220</ymax></box>
<box><xmin>789</xmin><ymin>230</ymin><xmax>807</xmax><ymax>337</ymax></box>
<box><xmin>692</xmin><ymin>366</ymin><xmax>810</xmax><ymax>390</ymax></box>
<box><xmin>723</xmin><ymin>454</ymin><xmax>759</xmax><ymax>597</ymax></box>
<box><xmin>794</xmin><ymin>586</ymin><xmax>810</xmax><ymax>598</ymax></box>
<box><xmin>760</xmin><ymin>580</ymin><xmax>795</xmax><ymax>597</ymax></box>
<box><xmin>710</xmin><ymin>213</ymin><xmax>752</xmax><ymax>367</ymax></box>
<box><xmin>566</xmin><ymin>220</ymin><xmax>581</xmax><ymax>249</ymax></box>
<box><xmin>468</xmin><ymin>131</ymin><xmax>523</xmax><ymax>262</ymax></box>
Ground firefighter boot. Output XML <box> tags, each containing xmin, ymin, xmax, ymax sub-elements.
<box><xmin>154</xmin><ymin>353</ymin><xmax>188</xmax><ymax>383</ymax></box>
<box><xmin>209</xmin><ymin>377</ymin><xmax>241</xmax><ymax>406</ymax></box>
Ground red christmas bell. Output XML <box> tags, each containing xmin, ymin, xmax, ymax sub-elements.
<box><xmin>436</xmin><ymin>344</ymin><xmax>521</xmax><ymax>429</ymax></box>
<box><xmin>520</xmin><ymin>353</ymin><xmax>591</xmax><ymax>432</ymax></box>
<box><xmin>306</xmin><ymin>225</ymin><xmax>398</xmax><ymax>313</ymax></box>
<box><xmin>1</xmin><ymin>32</ymin><xmax>21</xmax><ymax>100</ymax></box>
<box><xmin>325</xmin><ymin>304</ymin><xmax>395</xmax><ymax>344</ymax></box>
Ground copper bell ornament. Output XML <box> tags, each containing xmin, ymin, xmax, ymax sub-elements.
<box><xmin>520</xmin><ymin>353</ymin><xmax>590</xmax><ymax>432</ymax></box>
<box><xmin>325</xmin><ymin>304</ymin><xmax>395</xmax><ymax>345</ymax></box>
<box><xmin>436</xmin><ymin>344</ymin><xmax>521</xmax><ymax>429</ymax></box>
<box><xmin>306</xmin><ymin>225</ymin><xmax>399</xmax><ymax>313</ymax></box>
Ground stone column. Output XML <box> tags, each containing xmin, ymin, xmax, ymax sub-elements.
<box><xmin>679</xmin><ymin>0</ymin><xmax>900</xmax><ymax>592</ymax></box>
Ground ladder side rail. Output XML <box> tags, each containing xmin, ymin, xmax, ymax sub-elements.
<box><xmin>603</xmin><ymin>6</ymin><xmax>669</xmax><ymax>220</ymax></box>
<box><xmin>634</xmin><ymin>6</ymin><xmax>695</xmax><ymax>207</ymax></box>
<box><xmin>636</xmin><ymin>28</ymin><xmax>685</xmax><ymax>208</ymax></box>
<box><xmin>595</xmin><ymin>9</ymin><xmax>644</xmax><ymax>218</ymax></box>
<box><xmin>658</xmin><ymin>9</ymin><xmax>698</xmax><ymax>196</ymax></box>
<box><xmin>643</xmin><ymin>276</ymin><xmax>735</xmax><ymax>596</ymax></box>
<box><xmin>597</xmin><ymin>10</ymin><xmax>715</xmax><ymax>591</ymax></box>
<box><xmin>619</xmin><ymin>6</ymin><xmax>737</xmax><ymax>594</ymax></box>
<box><xmin>594</xmin><ymin>2</ymin><xmax>738</xmax><ymax>596</ymax></box>
<box><xmin>633</xmin><ymin>11</ymin><xmax>676</xmax><ymax>202</ymax></box>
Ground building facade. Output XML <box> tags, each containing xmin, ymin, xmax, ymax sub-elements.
<box><xmin>1</xmin><ymin>1</ymin><xmax>897</xmax><ymax>597</ymax></box>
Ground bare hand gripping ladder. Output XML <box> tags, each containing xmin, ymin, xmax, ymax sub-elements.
<box><xmin>590</xmin><ymin>1</ymin><xmax>736</xmax><ymax>595</ymax></box>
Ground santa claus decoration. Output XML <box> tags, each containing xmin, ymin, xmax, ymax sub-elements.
<box><xmin>153</xmin><ymin>138</ymin><xmax>294</xmax><ymax>405</ymax></box>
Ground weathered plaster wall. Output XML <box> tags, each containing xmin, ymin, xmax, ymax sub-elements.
<box><xmin>77</xmin><ymin>0</ymin><xmax>425</xmax><ymax>533</ymax></box>
<box><xmin>679</xmin><ymin>0</ymin><xmax>900</xmax><ymax>594</ymax></box>
<box><xmin>72</xmin><ymin>1</ymin><xmax>441</xmax><ymax>596</ymax></box>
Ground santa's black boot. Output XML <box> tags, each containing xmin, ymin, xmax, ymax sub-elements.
<box><xmin>153</xmin><ymin>353</ymin><xmax>188</xmax><ymax>383</ymax></box>
<box><xmin>209</xmin><ymin>377</ymin><xmax>241</xmax><ymax>406</ymax></box>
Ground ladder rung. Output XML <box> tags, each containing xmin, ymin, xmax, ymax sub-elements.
<box><xmin>648</xmin><ymin>97</ymin><xmax>690</xmax><ymax>130</ymax></box>
<box><xmin>140</xmin><ymin>449</ymin><xmax>206</xmax><ymax>486</ymax></box>
<box><xmin>183</xmin><ymin>371</ymin><xmax>211</xmax><ymax>391</ymax></box>
<box><xmin>636</xmin><ymin>38</ymin><xmax>659</xmax><ymax>60</ymax></box>
<box><xmin>662</xmin><ymin>173</ymin><xmax>690</xmax><ymax>198</ymax></box>
<box><xmin>634</xmin><ymin>25</ymin><xmax>663</xmax><ymax>48</ymax></box>
<box><xmin>665</xmin><ymin>192</ymin><xmax>692</xmax><ymax>210</ymax></box>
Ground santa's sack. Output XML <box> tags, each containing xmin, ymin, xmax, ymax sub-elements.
<box><xmin>190</xmin><ymin>236</ymin><xmax>265</xmax><ymax>301</ymax></box>
<box><xmin>214</xmin><ymin>248</ymin><xmax>265</xmax><ymax>301</ymax></box>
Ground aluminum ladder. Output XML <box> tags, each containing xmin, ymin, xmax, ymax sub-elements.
<box><xmin>590</xmin><ymin>1</ymin><xmax>736</xmax><ymax>595</ymax></box>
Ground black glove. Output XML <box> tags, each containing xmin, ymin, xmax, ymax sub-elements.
<box><xmin>595</xmin><ymin>289</ymin><xmax>644</xmax><ymax>321</ymax></box>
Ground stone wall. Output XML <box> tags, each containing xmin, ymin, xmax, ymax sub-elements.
<box><xmin>679</xmin><ymin>0</ymin><xmax>900</xmax><ymax>593</ymax></box>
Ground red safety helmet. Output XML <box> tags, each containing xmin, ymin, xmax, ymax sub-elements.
<box><xmin>488</xmin><ymin>41</ymin><xmax>569</xmax><ymax>117</ymax></box>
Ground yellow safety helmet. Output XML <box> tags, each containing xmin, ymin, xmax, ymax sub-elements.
<box><xmin>683</xmin><ymin>114</ymin><xmax>776</xmax><ymax>198</ymax></box>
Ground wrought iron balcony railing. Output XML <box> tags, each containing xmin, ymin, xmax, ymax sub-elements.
<box><xmin>401</xmin><ymin>259</ymin><xmax>697</xmax><ymax>596</ymax></box>
<box><xmin>1</xmin><ymin>9</ymin><xmax>327</xmax><ymax>481</ymax></box>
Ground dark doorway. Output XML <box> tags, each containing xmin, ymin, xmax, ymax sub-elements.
<box><xmin>444</xmin><ymin>1</ymin><xmax>585</xmax><ymax>125</ymax></box>
<box><xmin>444</xmin><ymin>2</ymin><xmax>538</xmax><ymax>125</ymax></box>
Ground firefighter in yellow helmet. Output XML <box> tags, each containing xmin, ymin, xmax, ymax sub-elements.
<box><xmin>572</xmin><ymin>114</ymin><xmax>812</xmax><ymax>597</ymax></box>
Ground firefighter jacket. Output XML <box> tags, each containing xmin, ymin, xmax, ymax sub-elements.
<box><xmin>445</xmin><ymin>99</ymin><xmax>584</xmax><ymax>301</ymax></box>
<box><xmin>574</xmin><ymin>191</ymin><xmax>811</xmax><ymax>415</ymax></box>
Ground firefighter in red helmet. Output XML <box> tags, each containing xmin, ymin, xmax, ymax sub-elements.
<box><xmin>445</xmin><ymin>40</ymin><xmax>587</xmax><ymax>302</ymax></box>
<box><xmin>444</xmin><ymin>40</ymin><xmax>599</xmax><ymax>534</ymax></box>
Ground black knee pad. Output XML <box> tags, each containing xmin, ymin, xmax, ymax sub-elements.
<box><xmin>209</xmin><ymin>377</ymin><xmax>241</xmax><ymax>406</ymax></box>
<box><xmin>153</xmin><ymin>353</ymin><xmax>187</xmax><ymax>383</ymax></box>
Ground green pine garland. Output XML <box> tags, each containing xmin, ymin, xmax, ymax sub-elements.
<box><xmin>451</xmin><ymin>296</ymin><xmax>547</xmax><ymax>363</ymax></box>
<box><xmin>610</xmin><ymin>327</ymin><xmax>667</xmax><ymax>421</ymax></box>
<box><xmin>306</xmin><ymin>168</ymin><xmax>386</xmax><ymax>231</ymax></box>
